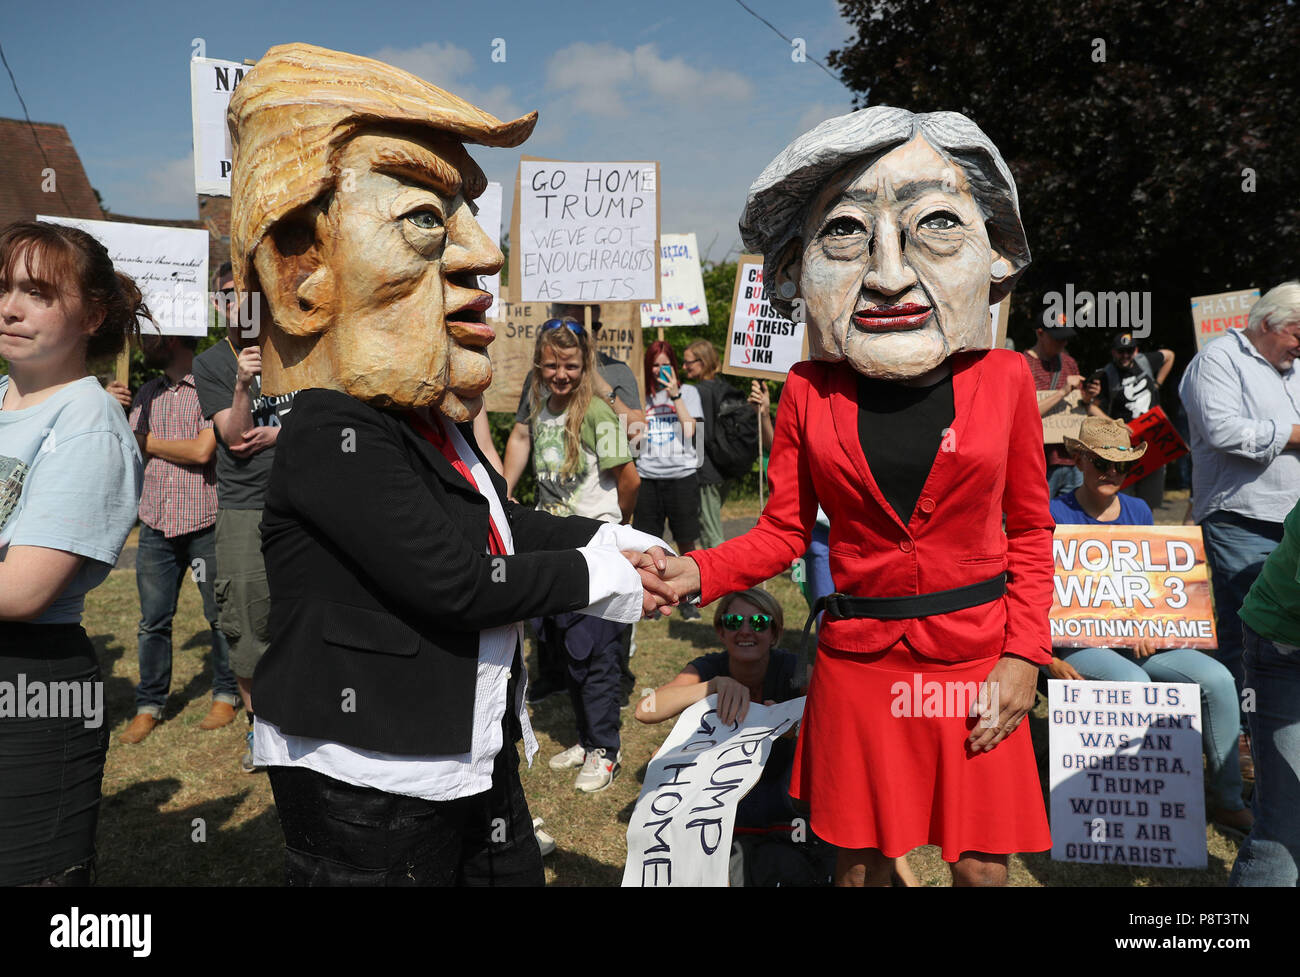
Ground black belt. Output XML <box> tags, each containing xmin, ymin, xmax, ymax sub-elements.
<box><xmin>797</xmin><ymin>572</ymin><xmax>1007</xmax><ymax>673</ymax></box>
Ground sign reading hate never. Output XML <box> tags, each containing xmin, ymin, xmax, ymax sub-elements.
<box><xmin>623</xmin><ymin>695</ymin><xmax>805</xmax><ymax>887</ymax></box>
<box><xmin>723</xmin><ymin>255</ymin><xmax>807</xmax><ymax>380</ymax></box>
<box><xmin>1049</xmin><ymin>680</ymin><xmax>1206</xmax><ymax>869</ymax></box>
<box><xmin>1190</xmin><ymin>288</ymin><xmax>1259</xmax><ymax>351</ymax></box>
<box><xmin>190</xmin><ymin>57</ymin><xmax>249</xmax><ymax>196</ymax></box>
<box><xmin>512</xmin><ymin>158</ymin><xmax>660</xmax><ymax>304</ymax></box>
<box><xmin>640</xmin><ymin>233</ymin><xmax>708</xmax><ymax>328</ymax></box>
<box><xmin>39</xmin><ymin>215</ymin><xmax>209</xmax><ymax>337</ymax></box>
<box><xmin>1050</xmin><ymin>525</ymin><xmax>1216</xmax><ymax>650</ymax></box>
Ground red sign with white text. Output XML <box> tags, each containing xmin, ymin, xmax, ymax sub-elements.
<box><xmin>1121</xmin><ymin>407</ymin><xmax>1187</xmax><ymax>488</ymax></box>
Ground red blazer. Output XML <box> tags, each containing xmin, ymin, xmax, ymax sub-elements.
<box><xmin>691</xmin><ymin>349</ymin><xmax>1054</xmax><ymax>665</ymax></box>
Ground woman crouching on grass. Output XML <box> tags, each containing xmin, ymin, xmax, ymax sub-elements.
<box><xmin>0</xmin><ymin>221</ymin><xmax>145</xmax><ymax>885</ymax></box>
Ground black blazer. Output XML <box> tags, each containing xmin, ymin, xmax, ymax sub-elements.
<box><xmin>254</xmin><ymin>388</ymin><xmax>602</xmax><ymax>755</ymax></box>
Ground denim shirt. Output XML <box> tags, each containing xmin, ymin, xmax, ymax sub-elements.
<box><xmin>1179</xmin><ymin>329</ymin><xmax>1300</xmax><ymax>524</ymax></box>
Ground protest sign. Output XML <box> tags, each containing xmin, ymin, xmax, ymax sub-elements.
<box><xmin>1189</xmin><ymin>288</ymin><xmax>1259</xmax><ymax>351</ymax></box>
<box><xmin>722</xmin><ymin>255</ymin><xmax>808</xmax><ymax>380</ymax></box>
<box><xmin>190</xmin><ymin>57</ymin><xmax>249</xmax><ymax>196</ymax></box>
<box><xmin>483</xmin><ymin>288</ymin><xmax>644</xmax><ymax>414</ymax></box>
<box><xmin>623</xmin><ymin>695</ymin><xmax>805</xmax><ymax>887</ymax></box>
<box><xmin>640</xmin><ymin>233</ymin><xmax>708</xmax><ymax>328</ymax></box>
<box><xmin>475</xmin><ymin>181</ymin><xmax>503</xmax><ymax>319</ymax></box>
<box><xmin>1039</xmin><ymin>389</ymin><xmax>1089</xmax><ymax>444</ymax></box>
<box><xmin>511</xmin><ymin>157</ymin><xmax>660</xmax><ymax>304</ymax></box>
<box><xmin>40</xmin><ymin>215</ymin><xmax>209</xmax><ymax>336</ymax></box>
<box><xmin>1121</xmin><ymin>406</ymin><xmax>1187</xmax><ymax>488</ymax></box>
<box><xmin>1050</xmin><ymin>525</ymin><xmax>1216</xmax><ymax>650</ymax></box>
<box><xmin>1049</xmin><ymin>680</ymin><xmax>1206</xmax><ymax>869</ymax></box>
<box><xmin>990</xmin><ymin>294</ymin><xmax>1011</xmax><ymax>348</ymax></box>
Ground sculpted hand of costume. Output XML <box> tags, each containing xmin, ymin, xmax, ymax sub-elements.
<box><xmin>968</xmin><ymin>655</ymin><xmax>1039</xmax><ymax>753</ymax></box>
<box><xmin>621</xmin><ymin>547</ymin><xmax>677</xmax><ymax>617</ymax></box>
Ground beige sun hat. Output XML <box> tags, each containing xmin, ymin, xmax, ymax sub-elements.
<box><xmin>1063</xmin><ymin>417</ymin><xmax>1147</xmax><ymax>462</ymax></box>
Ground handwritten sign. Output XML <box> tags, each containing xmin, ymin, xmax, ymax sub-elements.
<box><xmin>483</xmin><ymin>287</ymin><xmax>644</xmax><ymax>414</ymax></box>
<box><xmin>1051</xmin><ymin>525</ymin><xmax>1217</xmax><ymax>650</ymax></box>
<box><xmin>475</xmin><ymin>181</ymin><xmax>503</xmax><ymax>320</ymax></box>
<box><xmin>640</xmin><ymin>233</ymin><xmax>708</xmax><ymax>328</ymax></box>
<box><xmin>189</xmin><ymin>57</ymin><xmax>249</xmax><ymax>196</ymax></box>
<box><xmin>722</xmin><ymin>255</ymin><xmax>808</xmax><ymax>381</ymax></box>
<box><xmin>1049</xmin><ymin>680</ymin><xmax>1206</xmax><ymax>869</ymax></box>
<box><xmin>1190</xmin><ymin>288</ymin><xmax>1259</xmax><ymax>351</ymax></box>
<box><xmin>1039</xmin><ymin>389</ymin><xmax>1089</xmax><ymax>444</ymax></box>
<box><xmin>622</xmin><ymin>695</ymin><xmax>805</xmax><ymax>887</ymax></box>
<box><xmin>1121</xmin><ymin>406</ymin><xmax>1187</xmax><ymax>487</ymax></box>
<box><xmin>39</xmin><ymin>215</ymin><xmax>209</xmax><ymax>336</ymax></box>
<box><xmin>511</xmin><ymin>157</ymin><xmax>660</xmax><ymax>304</ymax></box>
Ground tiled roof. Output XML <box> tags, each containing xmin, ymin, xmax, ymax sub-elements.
<box><xmin>0</xmin><ymin>117</ymin><xmax>104</xmax><ymax>229</ymax></box>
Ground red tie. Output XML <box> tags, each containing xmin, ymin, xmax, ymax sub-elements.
<box><xmin>407</xmin><ymin>411</ymin><xmax>507</xmax><ymax>557</ymax></box>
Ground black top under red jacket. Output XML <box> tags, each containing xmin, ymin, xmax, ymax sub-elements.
<box><xmin>255</xmin><ymin>388</ymin><xmax>600</xmax><ymax>755</ymax></box>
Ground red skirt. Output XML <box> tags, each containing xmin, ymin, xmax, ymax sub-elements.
<box><xmin>790</xmin><ymin>640</ymin><xmax>1051</xmax><ymax>862</ymax></box>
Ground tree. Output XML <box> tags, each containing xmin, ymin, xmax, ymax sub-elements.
<box><xmin>827</xmin><ymin>0</ymin><xmax>1300</xmax><ymax>377</ymax></box>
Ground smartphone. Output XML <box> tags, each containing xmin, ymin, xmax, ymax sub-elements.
<box><xmin>657</xmin><ymin>364</ymin><xmax>673</xmax><ymax>386</ymax></box>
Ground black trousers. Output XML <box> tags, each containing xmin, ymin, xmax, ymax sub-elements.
<box><xmin>633</xmin><ymin>472</ymin><xmax>701</xmax><ymax>547</ymax></box>
<box><xmin>267</xmin><ymin>732</ymin><xmax>543</xmax><ymax>887</ymax></box>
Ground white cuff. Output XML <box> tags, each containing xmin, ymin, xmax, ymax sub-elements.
<box><xmin>587</xmin><ymin>522</ymin><xmax>676</xmax><ymax>556</ymax></box>
<box><xmin>577</xmin><ymin>545</ymin><xmax>646</xmax><ymax>624</ymax></box>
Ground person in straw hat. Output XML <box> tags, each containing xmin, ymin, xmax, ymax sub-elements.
<box><xmin>1049</xmin><ymin>416</ymin><xmax>1252</xmax><ymax>838</ymax></box>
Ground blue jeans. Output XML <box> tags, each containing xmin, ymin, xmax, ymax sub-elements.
<box><xmin>804</xmin><ymin>523</ymin><xmax>832</xmax><ymax>608</ymax></box>
<box><xmin>1201</xmin><ymin>511</ymin><xmax>1285</xmax><ymax>732</ymax></box>
<box><xmin>1057</xmin><ymin>646</ymin><xmax>1245</xmax><ymax>812</ymax></box>
<box><xmin>1047</xmin><ymin>463</ymin><xmax>1083</xmax><ymax>500</ymax></box>
<box><xmin>1230</xmin><ymin>625</ymin><xmax>1300</xmax><ymax>886</ymax></box>
<box><xmin>134</xmin><ymin>523</ymin><xmax>237</xmax><ymax>715</ymax></box>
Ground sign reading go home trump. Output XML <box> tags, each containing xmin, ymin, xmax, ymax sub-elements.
<box><xmin>1050</xmin><ymin>526</ymin><xmax>1216</xmax><ymax>650</ymax></box>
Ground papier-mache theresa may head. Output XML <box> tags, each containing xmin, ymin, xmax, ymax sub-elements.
<box><xmin>228</xmin><ymin>42</ymin><xmax>537</xmax><ymax>419</ymax></box>
<box><xmin>741</xmin><ymin>106</ymin><xmax>1031</xmax><ymax>381</ymax></box>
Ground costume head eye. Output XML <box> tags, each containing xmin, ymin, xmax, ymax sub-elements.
<box><xmin>403</xmin><ymin>210</ymin><xmax>442</xmax><ymax>231</ymax></box>
<box><xmin>823</xmin><ymin>215</ymin><xmax>867</xmax><ymax>237</ymax></box>
<box><xmin>919</xmin><ymin>210</ymin><xmax>961</xmax><ymax>231</ymax></box>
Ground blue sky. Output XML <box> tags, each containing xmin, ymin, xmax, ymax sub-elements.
<box><xmin>2</xmin><ymin>0</ymin><xmax>857</xmax><ymax>262</ymax></box>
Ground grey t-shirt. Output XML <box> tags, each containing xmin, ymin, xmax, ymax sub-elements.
<box><xmin>513</xmin><ymin>353</ymin><xmax>640</xmax><ymax>424</ymax></box>
<box><xmin>0</xmin><ymin>376</ymin><xmax>142</xmax><ymax>624</ymax></box>
<box><xmin>192</xmin><ymin>341</ymin><xmax>298</xmax><ymax>509</ymax></box>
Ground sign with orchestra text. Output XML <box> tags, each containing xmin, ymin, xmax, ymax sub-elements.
<box><xmin>1121</xmin><ymin>407</ymin><xmax>1187</xmax><ymax>488</ymax></box>
<box><xmin>722</xmin><ymin>255</ymin><xmax>808</xmax><ymax>381</ymax></box>
<box><xmin>1050</xmin><ymin>525</ymin><xmax>1217</xmax><ymax>650</ymax></box>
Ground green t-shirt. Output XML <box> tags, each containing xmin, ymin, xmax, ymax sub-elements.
<box><xmin>532</xmin><ymin>397</ymin><xmax>631</xmax><ymax>522</ymax></box>
<box><xmin>1240</xmin><ymin>499</ymin><xmax>1300</xmax><ymax>647</ymax></box>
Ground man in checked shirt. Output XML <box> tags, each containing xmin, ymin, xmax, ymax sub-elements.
<box><xmin>120</xmin><ymin>331</ymin><xmax>237</xmax><ymax>744</ymax></box>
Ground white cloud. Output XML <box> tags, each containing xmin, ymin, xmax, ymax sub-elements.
<box><xmin>545</xmin><ymin>42</ymin><xmax>753</xmax><ymax>117</ymax></box>
<box><xmin>97</xmin><ymin>153</ymin><xmax>197</xmax><ymax>220</ymax></box>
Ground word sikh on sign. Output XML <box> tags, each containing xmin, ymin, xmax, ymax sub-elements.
<box><xmin>512</xmin><ymin>158</ymin><xmax>661</xmax><ymax>304</ymax></box>
<box><xmin>622</xmin><ymin>696</ymin><xmax>805</xmax><ymax>887</ymax></box>
<box><xmin>1048</xmin><ymin>680</ymin><xmax>1207</xmax><ymax>869</ymax></box>
<box><xmin>1050</xmin><ymin>525</ymin><xmax>1217</xmax><ymax>650</ymax></box>
<box><xmin>723</xmin><ymin>255</ymin><xmax>807</xmax><ymax>381</ymax></box>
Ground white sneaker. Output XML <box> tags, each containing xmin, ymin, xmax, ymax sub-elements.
<box><xmin>549</xmin><ymin>743</ymin><xmax>586</xmax><ymax>770</ymax></box>
<box><xmin>532</xmin><ymin>817</ymin><xmax>556</xmax><ymax>857</ymax></box>
<box><xmin>575</xmin><ymin>748</ymin><xmax>621</xmax><ymax>792</ymax></box>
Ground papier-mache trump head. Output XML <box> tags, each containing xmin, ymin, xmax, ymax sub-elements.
<box><xmin>228</xmin><ymin>42</ymin><xmax>537</xmax><ymax>419</ymax></box>
<box><xmin>741</xmin><ymin>106</ymin><xmax>1030</xmax><ymax>381</ymax></box>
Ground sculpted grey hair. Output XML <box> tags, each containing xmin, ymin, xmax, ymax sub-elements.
<box><xmin>740</xmin><ymin>106</ymin><xmax>1031</xmax><ymax>319</ymax></box>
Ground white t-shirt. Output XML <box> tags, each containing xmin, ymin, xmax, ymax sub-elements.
<box><xmin>636</xmin><ymin>386</ymin><xmax>704</xmax><ymax>480</ymax></box>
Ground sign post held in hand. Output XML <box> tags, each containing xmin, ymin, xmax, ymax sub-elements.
<box><xmin>511</xmin><ymin>157</ymin><xmax>660</xmax><ymax>304</ymax></box>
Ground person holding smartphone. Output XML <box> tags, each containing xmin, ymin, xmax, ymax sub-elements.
<box><xmin>634</xmin><ymin>341</ymin><xmax>704</xmax><ymax>617</ymax></box>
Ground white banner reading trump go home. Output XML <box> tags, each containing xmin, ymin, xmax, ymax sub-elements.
<box><xmin>1048</xmin><ymin>680</ymin><xmax>1206</xmax><ymax>869</ymax></box>
<box><xmin>39</xmin><ymin>215</ymin><xmax>209</xmax><ymax>337</ymax></box>
<box><xmin>622</xmin><ymin>695</ymin><xmax>804</xmax><ymax>887</ymax></box>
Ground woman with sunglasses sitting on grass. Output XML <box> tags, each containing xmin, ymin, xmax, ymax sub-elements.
<box><xmin>1048</xmin><ymin>417</ymin><xmax>1252</xmax><ymax>837</ymax></box>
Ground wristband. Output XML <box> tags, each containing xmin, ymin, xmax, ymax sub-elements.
<box><xmin>669</xmin><ymin>392</ymin><xmax>682</xmax><ymax>401</ymax></box>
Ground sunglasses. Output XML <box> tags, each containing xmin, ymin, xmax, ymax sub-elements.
<box><xmin>542</xmin><ymin>317</ymin><xmax>585</xmax><ymax>336</ymax></box>
<box><xmin>721</xmin><ymin>613</ymin><xmax>774</xmax><ymax>632</ymax></box>
<box><xmin>1085</xmin><ymin>453</ymin><xmax>1134</xmax><ymax>475</ymax></box>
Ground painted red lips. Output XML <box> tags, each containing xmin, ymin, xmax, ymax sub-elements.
<box><xmin>852</xmin><ymin>303</ymin><xmax>932</xmax><ymax>332</ymax></box>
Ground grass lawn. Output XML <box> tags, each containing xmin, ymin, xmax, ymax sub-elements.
<box><xmin>88</xmin><ymin>490</ymin><xmax>1241</xmax><ymax>886</ymax></box>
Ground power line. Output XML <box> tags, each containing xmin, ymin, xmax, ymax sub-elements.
<box><xmin>731</xmin><ymin>0</ymin><xmax>850</xmax><ymax>90</ymax></box>
<box><xmin>0</xmin><ymin>39</ymin><xmax>77</xmax><ymax>215</ymax></box>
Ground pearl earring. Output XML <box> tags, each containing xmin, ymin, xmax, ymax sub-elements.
<box><xmin>991</xmin><ymin>259</ymin><xmax>1010</xmax><ymax>279</ymax></box>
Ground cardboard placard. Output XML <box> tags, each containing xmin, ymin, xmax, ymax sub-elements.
<box><xmin>722</xmin><ymin>255</ymin><xmax>808</xmax><ymax>380</ymax></box>
<box><xmin>1190</xmin><ymin>288</ymin><xmax>1259</xmax><ymax>351</ymax></box>
<box><xmin>39</xmin><ymin>215</ymin><xmax>209</xmax><ymax>337</ymax></box>
<box><xmin>482</xmin><ymin>287</ymin><xmax>645</xmax><ymax>414</ymax></box>
<box><xmin>190</xmin><ymin>57</ymin><xmax>249</xmax><ymax>196</ymax></box>
<box><xmin>1040</xmin><ymin>389</ymin><xmax>1089</xmax><ymax>444</ymax></box>
<box><xmin>1122</xmin><ymin>406</ymin><xmax>1188</xmax><ymax>487</ymax></box>
<box><xmin>622</xmin><ymin>695</ymin><xmax>805</xmax><ymax>887</ymax></box>
<box><xmin>639</xmin><ymin>232</ymin><xmax>708</xmax><ymax>328</ymax></box>
<box><xmin>1048</xmin><ymin>680</ymin><xmax>1206</xmax><ymax>869</ymax></box>
<box><xmin>510</xmin><ymin>157</ymin><xmax>661</xmax><ymax>304</ymax></box>
<box><xmin>1050</xmin><ymin>525</ymin><xmax>1217</xmax><ymax>650</ymax></box>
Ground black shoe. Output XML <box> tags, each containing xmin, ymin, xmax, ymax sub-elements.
<box><xmin>679</xmin><ymin>604</ymin><xmax>701</xmax><ymax>621</ymax></box>
<box><xmin>526</xmin><ymin>676</ymin><xmax>565</xmax><ymax>704</ymax></box>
